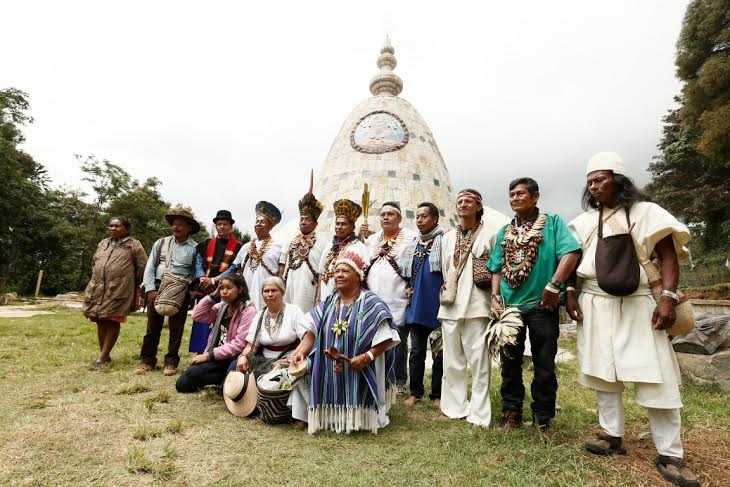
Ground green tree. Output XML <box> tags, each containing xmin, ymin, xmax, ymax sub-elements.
<box><xmin>676</xmin><ymin>0</ymin><xmax>730</xmax><ymax>162</ymax></box>
<box><xmin>647</xmin><ymin>106</ymin><xmax>730</xmax><ymax>250</ymax></box>
<box><xmin>0</xmin><ymin>88</ymin><xmax>48</xmax><ymax>291</ymax></box>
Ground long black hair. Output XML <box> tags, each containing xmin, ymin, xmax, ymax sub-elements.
<box><xmin>218</xmin><ymin>273</ymin><xmax>250</xmax><ymax>312</ymax></box>
<box><xmin>581</xmin><ymin>173</ymin><xmax>650</xmax><ymax>211</ymax></box>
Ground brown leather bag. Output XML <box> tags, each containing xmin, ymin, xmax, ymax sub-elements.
<box><xmin>595</xmin><ymin>206</ymin><xmax>640</xmax><ymax>296</ymax></box>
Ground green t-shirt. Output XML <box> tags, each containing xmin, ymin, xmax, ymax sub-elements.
<box><xmin>487</xmin><ymin>213</ymin><xmax>581</xmax><ymax>309</ymax></box>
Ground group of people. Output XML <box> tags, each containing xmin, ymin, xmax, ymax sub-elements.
<box><xmin>81</xmin><ymin>151</ymin><xmax>699</xmax><ymax>487</ymax></box>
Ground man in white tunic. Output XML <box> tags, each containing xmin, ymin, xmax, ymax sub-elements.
<box><xmin>215</xmin><ymin>201</ymin><xmax>284</xmax><ymax>311</ymax></box>
<box><xmin>567</xmin><ymin>152</ymin><xmax>699</xmax><ymax>487</ymax></box>
<box><xmin>360</xmin><ymin>202</ymin><xmax>417</xmax><ymax>394</ymax></box>
<box><xmin>280</xmin><ymin>191</ymin><xmax>326</xmax><ymax>313</ymax></box>
<box><xmin>317</xmin><ymin>199</ymin><xmax>369</xmax><ymax>303</ymax></box>
<box><xmin>437</xmin><ymin>189</ymin><xmax>496</xmax><ymax>427</ymax></box>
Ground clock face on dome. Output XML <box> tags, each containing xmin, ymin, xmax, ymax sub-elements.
<box><xmin>351</xmin><ymin>110</ymin><xmax>409</xmax><ymax>154</ymax></box>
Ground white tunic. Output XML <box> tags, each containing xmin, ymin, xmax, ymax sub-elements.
<box><xmin>232</xmin><ymin>238</ymin><xmax>283</xmax><ymax>311</ymax></box>
<box><xmin>437</xmin><ymin>225</ymin><xmax>495</xmax><ymax>321</ymax></box>
<box><xmin>364</xmin><ymin>228</ymin><xmax>418</xmax><ymax>326</ymax></box>
<box><xmin>568</xmin><ymin>202</ymin><xmax>690</xmax><ymax>407</ymax></box>
<box><xmin>280</xmin><ymin>232</ymin><xmax>326</xmax><ymax>313</ymax></box>
<box><xmin>246</xmin><ymin>304</ymin><xmax>303</xmax><ymax>359</ymax></box>
<box><xmin>317</xmin><ymin>239</ymin><xmax>369</xmax><ymax>302</ymax></box>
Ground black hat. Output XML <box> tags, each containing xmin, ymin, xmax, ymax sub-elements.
<box><xmin>213</xmin><ymin>210</ymin><xmax>235</xmax><ymax>225</ymax></box>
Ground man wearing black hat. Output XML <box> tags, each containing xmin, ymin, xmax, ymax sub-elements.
<box><xmin>188</xmin><ymin>210</ymin><xmax>243</xmax><ymax>353</ymax></box>
<box><xmin>137</xmin><ymin>208</ymin><xmax>200</xmax><ymax>376</ymax></box>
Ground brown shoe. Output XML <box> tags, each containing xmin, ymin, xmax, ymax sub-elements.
<box><xmin>498</xmin><ymin>410</ymin><xmax>523</xmax><ymax>430</ymax></box>
<box><xmin>293</xmin><ymin>420</ymin><xmax>307</xmax><ymax>431</ymax></box>
<box><xmin>134</xmin><ymin>364</ymin><xmax>153</xmax><ymax>375</ymax></box>
<box><xmin>163</xmin><ymin>365</ymin><xmax>177</xmax><ymax>376</ymax></box>
<box><xmin>655</xmin><ymin>455</ymin><xmax>700</xmax><ymax>487</ymax></box>
<box><xmin>585</xmin><ymin>433</ymin><xmax>627</xmax><ymax>456</ymax></box>
<box><xmin>404</xmin><ymin>395</ymin><xmax>420</xmax><ymax>406</ymax></box>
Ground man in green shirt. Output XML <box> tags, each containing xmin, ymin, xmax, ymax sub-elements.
<box><xmin>488</xmin><ymin>177</ymin><xmax>581</xmax><ymax>432</ymax></box>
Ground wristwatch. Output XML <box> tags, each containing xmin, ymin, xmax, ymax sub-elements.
<box><xmin>549</xmin><ymin>278</ymin><xmax>562</xmax><ymax>288</ymax></box>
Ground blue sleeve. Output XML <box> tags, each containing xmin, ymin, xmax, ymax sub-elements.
<box><xmin>552</xmin><ymin>215</ymin><xmax>582</xmax><ymax>259</ymax></box>
<box><xmin>218</xmin><ymin>262</ymin><xmax>240</xmax><ymax>280</ymax></box>
<box><xmin>487</xmin><ymin>227</ymin><xmax>506</xmax><ymax>273</ymax></box>
<box><xmin>195</xmin><ymin>254</ymin><xmax>205</xmax><ymax>279</ymax></box>
<box><xmin>143</xmin><ymin>239</ymin><xmax>161</xmax><ymax>291</ymax></box>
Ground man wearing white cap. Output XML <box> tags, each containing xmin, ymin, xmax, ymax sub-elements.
<box><xmin>567</xmin><ymin>152</ymin><xmax>699</xmax><ymax>487</ymax></box>
<box><xmin>361</xmin><ymin>201</ymin><xmax>418</xmax><ymax>395</ymax></box>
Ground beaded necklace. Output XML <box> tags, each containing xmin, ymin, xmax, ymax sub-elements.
<box><xmin>365</xmin><ymin>229</ymin><xmax>406</xmax><ymax>281</ymax></box>
<box><xmin>501</xmin><ymin>212</ymin><xmax>547</xmax><ymax>288</ymax></box>
<box><xmin>245</xmin><ymin>237</ymin><xmax>275</xmax><ymax>275</ymax></box>
<box><xmin>264</xmin><ymin>305</ymin><xmax>285</xmax><ymax>341</ymax></box>
<box><xmin>405</xmin><ymin>239</ymin><xmax>433</xmax><ymax>303</ymax></box>
<box><xmin>331</xmin><ymin>291</ymin><xmax>360</xmax><ymax>338</ymax></box>
<box><xmin>283</xmin><ymin>232</ymin><xmax>318</xmax><ymax>285</ymax></box>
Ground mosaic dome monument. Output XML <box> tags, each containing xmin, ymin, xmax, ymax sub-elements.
<box><xmin>278</xmin><ymin>37</ymin><xmax>508</xmax><ymax>238</ymax></box>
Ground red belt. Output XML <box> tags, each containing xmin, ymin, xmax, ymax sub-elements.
<box><xmin>264</xmin><ymin>340</ymin><xmax>300</xmax><ymax>352</ymax></box>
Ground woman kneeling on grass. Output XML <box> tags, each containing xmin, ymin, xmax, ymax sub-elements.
<box><xmin>235</xmin><ymin>277</ymin><xmax>303</xmax><ymax>376</ymax></box>
<box><xmin>288</xmin><ymin>251</ymin><xmax>400</xmax><ymax>434</ymax></box>
<box><xmin>176</xmin><ymin>274</ymin><xmax>256</xmax><ymax>393</ymax></box>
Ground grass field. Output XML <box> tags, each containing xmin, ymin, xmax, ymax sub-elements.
<box><xmin>0</xmin><ymin>308</ymin><xmax>727</xmax><ymax>486</ymax></box>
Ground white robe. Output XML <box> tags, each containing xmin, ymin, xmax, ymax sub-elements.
<box><xmin>317</xmin><ymin>239</ymin><xmax>369</xmax><ymax>302</ymax></box>
<box><xmin>568</xmin><ymin>202</ymin><xmax>690</xmax><ymax>408</ymax></box>
<box><xmin>280</xmin><ymin>233</ymin><xmax>326</xmax><ymax>314</ymax></box>
<box><xmin>232</xmin><ymin>239</ymin><xmax>283</xmax><ymax>311</ymax></box>
<box><xmin>364</xmin><ymin>228</ymin><xmax>418</xmax><ymax>326</ymax></box>
<box><xmin>246</xmin><ymin>304</ymin><xmax>303</xmax><ymax>359</ymax></box>
<box><xmin>437</xmin><ymin>225</ymin><xmax>495</xmax><ymax>321</ymax></box>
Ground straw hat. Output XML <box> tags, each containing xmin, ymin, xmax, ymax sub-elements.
<box><xmin>222</xmin><ymin>371</ymin><xmax>258</xmax><ymax>417</ymax></box>
<box><xmin>165</xmin><ymin>208</ymin><xmax>201</xmax><ymax>235</ymax></box>
<box><xmin>288</xmin><ymin>360</ymin><xmax>308</xmax><ymax>379</ymax></box>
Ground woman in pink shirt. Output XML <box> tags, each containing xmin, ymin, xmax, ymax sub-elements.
<box><xmin>176</xmin><ymin>274</ymin><xmax>256</xmax><ymax>392</ymax></box>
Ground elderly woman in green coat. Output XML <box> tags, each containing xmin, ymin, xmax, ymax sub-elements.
<box><xmin>82</xmin><ymin>216</ymin><xmax>148</xmax><ymax>368</ymax></box>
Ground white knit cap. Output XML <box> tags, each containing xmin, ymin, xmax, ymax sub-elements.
<box><xmin>586</xmin><ymin>152</ymin><xmax>626</xmax><ymax>176</ymax></box>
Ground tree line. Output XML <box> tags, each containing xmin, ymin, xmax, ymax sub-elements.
<box><xmin>0</xmin><ymin>89</ymin><xmax>248</xmax><ymax>296</ymax></box>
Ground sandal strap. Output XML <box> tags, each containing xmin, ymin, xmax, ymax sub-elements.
<box><xmin>597</xmin><ymin>433</ymin><xmax>622</xmax><ymax>449</ymax></box>
<box><xmin>656</xmin><ymin>455</ymin><xmax>686</xmax><ymax>469</ymax></box>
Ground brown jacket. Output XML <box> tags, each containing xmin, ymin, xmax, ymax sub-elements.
<box><xmin>82</xmin><ymin>236</ymin><xmax>148</xmax><ymax>319</ymax></box>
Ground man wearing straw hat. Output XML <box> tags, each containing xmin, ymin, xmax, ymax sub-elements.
<box><xmin>136</xmin><ymin>208</ymin><xmax>200</xmax><ymax>376</ymax></box>
<box><xmin>567</xmin><ymin>152</ymin><xmax>699</xmax><ymax>487</ymax></box>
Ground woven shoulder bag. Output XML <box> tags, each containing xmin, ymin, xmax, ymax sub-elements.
<box><xmin>154</xmin><ymin>238</ymin><xmax>192</xmax><ymax>317</ymax></box>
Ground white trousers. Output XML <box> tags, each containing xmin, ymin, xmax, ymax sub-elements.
<box><xmin>596</xmin><ymin>390</ymin><xmax>683</xmax><ymax>457</ymax></box>
<box><xmin>440</xmin><ymin>318</ymin><xmax>492</xmax><ymax>427</ymax></box>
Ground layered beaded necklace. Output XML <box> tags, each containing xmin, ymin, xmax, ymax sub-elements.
<box><xmin>332</xmin><ymin>291</ymin><xmax>360</xmax><ymax>338</ymax></box>
<box><xmin>264</xmin><ymin>305</ymin><xmax>285</xmax><ymax>341</ymax></box>
<box><xmin>283</xmin><ymin>232</ymin><xmax>318</xmax><ymax>285</ymax></box>
<box><xmin>501</xmin><ymin>211</ymin><xmax>547</xmax><ymax>288</ymax></box>
<box><xmin>245</xmin><ymin>237</ymin><xmax>275</xmax><ymax>275</ymax></box>
<box><xmin>366</xmin><ymin>229</ymin><xmax>406</xmax><ymax>279</ymax></box>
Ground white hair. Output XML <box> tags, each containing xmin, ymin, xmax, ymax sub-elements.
<box><xmin>261</xmin><ymin>276</ymin><xmax>286</xmax><ymax>293</ymax></box>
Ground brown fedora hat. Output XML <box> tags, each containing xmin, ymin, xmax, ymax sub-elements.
<box><xmin>223</xmin><ymin>371</ymin><xmax>258</xmax><ymax>417</ymax></box>
<box><xmin>165</xmin><ymin>208</ymin><xmax>201</xmax><ymax>235</ymax></box>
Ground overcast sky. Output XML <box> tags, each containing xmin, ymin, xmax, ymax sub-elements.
<box><xmin>2</xmin><ymin>0</ymin><xmax>690</xmax><ymax>234</ymax></box>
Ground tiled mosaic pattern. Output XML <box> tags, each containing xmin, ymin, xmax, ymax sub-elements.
<box><xmin>315</xmin><ymin>95</ymin><xmax>459</xmax><ymax>232</ymax></box>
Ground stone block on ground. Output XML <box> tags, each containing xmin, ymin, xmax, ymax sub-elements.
<box><xmin>675</xmin><ymin>350</ymin><xmax>730</xmax><ymax>392</ymax></box>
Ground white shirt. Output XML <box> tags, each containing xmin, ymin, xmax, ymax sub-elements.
<box><xmin>437</xmin><ymin>225</ymin><xmax>495</xmax><ymax>321</ymax></box>
<box><xmin>232</xmin><ymin>238</ymin><xmax>283</xmax><ymax>311</ymax></box>
<box><xmin>246</xmin><ymin>304</ymin><xmax>303</xmax><ymax>359</ymax></box>
<box><xmin>364</xmin><ymin>228</ymin><xmax>418</xmax><ymax>326</ymax></box>
<box><xmin>280</xmin><ymin>232</ymin><xmax>326</xmax><ymax>313</ymax></box>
